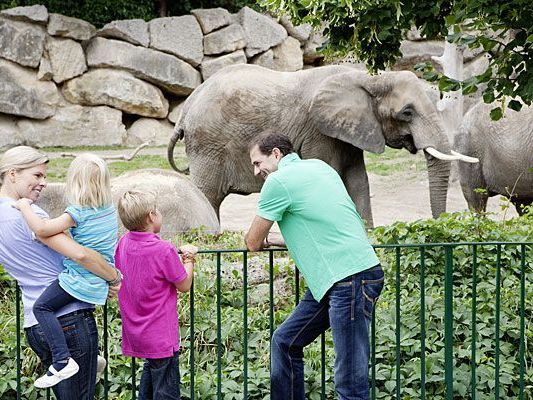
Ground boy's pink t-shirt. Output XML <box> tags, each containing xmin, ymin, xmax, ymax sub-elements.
<box><xmin>115</xmin><ymin>231</ymin><xmax>187</xmax><ymax>359</ymax></box>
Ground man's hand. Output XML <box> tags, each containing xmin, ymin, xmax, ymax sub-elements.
<box><xmin>245</xmin><ymin>216</ymin><xmax>274</xmax><ymax>251</ymax></box>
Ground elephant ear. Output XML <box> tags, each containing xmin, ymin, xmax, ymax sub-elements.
<box><xmin>309</xmin><ymin>72</ymin><xmax>385</xmax><ymax>153</ymax></box>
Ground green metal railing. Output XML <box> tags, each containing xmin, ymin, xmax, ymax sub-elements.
<box><xmin>8</xmin><ymin>241</ymin><xmax>532</xmax><ymax>399</ymax></box>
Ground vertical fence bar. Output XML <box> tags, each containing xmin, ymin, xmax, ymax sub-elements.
<box><xmin>189</xmin><ymin>279</ymin><xmax>195</xmax><ymax>400</ymax></box>
<box><xmin>444</xmin><ymin>246</ymin><xmax>454</xmax><ymax>400</ymax></box>
<box><xmin>103</xmin><ymin>303</ymin><xmax>109</xmax><ymax>400</ymax></box>
<box><xmin>419</xmin><ymin>247</ymin><xmax>426</xmax><ymax>400</ymax></box>
<box><xmin>494</xmin><ymin>245</ymin><xmax>501</xmax><ymax>399</ymax></box>
<box><xmin>131</xmin><ymin>357</ymin><xmax>136</xmax><ymax>400</ymax></box>
<box><xmin>269</xmin><ymin>250</ymin><xmax>274</xmax><ymax>398</ymax></box>
<box><xmin>243</xmin><ymin>251</ymin><xmax>248</xmax><ymax>399</ymax></box>
<box><xmin>16</xmin><ymin>284</ymin><xmax>21</xmax><ymax>400</ymax></box>
<box><xmin>321</xmin><ymin>333</ymin><xmax>326</xmax><ymax>400</ymax></box>
<box><xmin>216</xmin><ymin>252</ymin><xmax>222</xmax><ymax>399</ymax></box>
<box><xmin>471</xmin><ymin>245</ymin><xmax>478</xmax><ymax>400</ymax></box>
<box><xmin>371</xmin><ymin>301</ymin><xmax>377</xmax><ymax>400</ymax></box>
<box><xmin>395</xmin><ymin>247</ymin><xmax>401</xmax><ymax>399</ymax></box>
<box><xmin>518</xmin><ymin>244</ymin><xmax>526</xmax><ymax>400</ymax></box>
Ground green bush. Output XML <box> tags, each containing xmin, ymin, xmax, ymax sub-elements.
<box><xmin>0</xmin><ymin>212</ymin><xmax>531</xmax><ymax>399</ymax></box>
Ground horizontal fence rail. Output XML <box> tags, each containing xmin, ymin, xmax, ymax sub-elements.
<box><xmin>4</xmin><ymin>242</ymin><xmax>532</xmax><ymax>399</ymax></box>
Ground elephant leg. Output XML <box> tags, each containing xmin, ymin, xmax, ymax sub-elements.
<box><xmin>189</xmin><ymin>156</ymin><xmax>227</xmax><ymax>219</ymax></box>
<box><xmin>458</xmin><ymin>161</ymin><xmax>488</xmax><ymax>213</ymax></box>
<box><xmin>342</xmin><ymin>151</ymin><xmax>374</xmax><ymax>228</ymax></box>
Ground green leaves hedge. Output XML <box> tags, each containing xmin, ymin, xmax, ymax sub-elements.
<box><xmin>0</xmin><ymin>212</ymin><xmax>531</xmax><ymax>399</ymax></box>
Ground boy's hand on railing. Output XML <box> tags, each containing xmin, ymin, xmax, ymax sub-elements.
<box><xmin>180</xmin><ymin>244</ymin><xmax>198</xmax><ymax>264</ymax></box>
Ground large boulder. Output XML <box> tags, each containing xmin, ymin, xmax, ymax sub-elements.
<box><xmin>37</xmin><ymin>169</ymin><xmax>220</xmax><ymax>237</ymax></box>
<box><xmin>45</xmin><ymin>36</ymin><xmax>87</xmax><ymax>83</ymax></box>
<box><xmin>191</xmin><ymin>8</ymin><xmax>231</xmax><ymax>34</ymax></box>
<box><xmin>200</xmin><ymin>50</ymin><xmax>246</xmax><ymax>81</ymax></box>
<box><xmin>86</xmin><ymin>37</ymin><xmax>201</xmax><ymax>96</ymax></box>
<box><xmin>251</xmin><ymin>36</ymin><xmax>303</xmax><ymax>72</ymax></box>
<box><xmin>0</xmin><ymin>5</ymin><xmax>48</xmax><ymax>25</ymax></box>
<box><xmin>0</xmin><ymin>115</ymin><xmax>21</xmax><ymax>149</ymax></box>
<box><xmin>97</xmin><ymin>19</ymin><xmax>149</xmax><ymax>47</ymax></box>
<box><xmin>17</xmin><ymin>105</ymin><xmax>125</xmax><ymax>147</ymax></box>
<box><xmin>203</xmin><ymin>23</ymin><xmax>246</xmax><ymax>55</ymax></box>
<box><xmin>63</xmin><ymin>69</ymin><xmax>169</xmax><ymax>118</ymax></box>
<box><xmin>237</xmin><ymin>7</ymin><xmax>287</xmax><ymax>58</ymax></box>
<box><xmin>279</xmin><ymin>15</ymin><xmax>312</xmax><ymax>43</ymax></box>
<box><xmin>0</xmin><ymin>59</ymin><xmax>58</xmax><ymax>119</ymax></box>
<box><xmin>124</xmin><ymin>118</ymin><xmax>174</xmax><ymax>146</ymax></box>
<box><xmin>47</xmin><ymin>13</ymin><xmax>96</xmax><ymax>41</ymax></box>
<box><xmin>0</xmin><ymin>17</ymin><xmax>46</xmax><ymax>67</ymax></box>
<box><xmin>149</xmin><ymin>16</ymin><xmax>203</xmax><ymax>67</ymax></box>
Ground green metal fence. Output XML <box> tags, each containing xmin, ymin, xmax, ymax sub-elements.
<box><xmin>8</xmin><ymin>242</ymin><xmax>532</xmax><ymax>399</ymax></box>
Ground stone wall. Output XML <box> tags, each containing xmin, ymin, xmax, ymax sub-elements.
<box><xmin>0</xmin><ymin>5</ymin><xmax>321</xmax><ymax>148</ymax></box>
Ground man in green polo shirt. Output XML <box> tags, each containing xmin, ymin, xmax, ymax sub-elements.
<box><xmin>245</xmin><ymin>131</ymin><xmax>384</xmax><ymax>400</ymax></box>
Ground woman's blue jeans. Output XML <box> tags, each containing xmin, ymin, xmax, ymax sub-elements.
<box><xmin>25</xmin><ymin>309</ymin><xmax>98</xmax><ymax>400</ymax></box>
<box><xmin>270</xmin><ymin>265</ymin><xmax>384</xmax><ymax>400</ymax></box>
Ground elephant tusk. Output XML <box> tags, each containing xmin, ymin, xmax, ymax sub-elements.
<box><xmin>424</xmin><ymin>147</ymin><xmax>460</xmax><ymax>161</ymax></box>
<box><xmin>450</xmin><ymin>150</ymin><xmax>480</xmax><ymax>163</ymax></box>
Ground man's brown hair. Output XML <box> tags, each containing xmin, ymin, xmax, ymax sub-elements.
<box><xmin>249</xmin><ymin>130</ymin><xmax>294</xmax><ymax>156</ymax></box>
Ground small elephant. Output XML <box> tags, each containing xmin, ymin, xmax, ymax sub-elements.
<box><xmin>168</xmin><ymin>64</ymin><xmax>475</xmax><ymax>227</ymax></box>
<box><xmin>455</xmin><ymin>102</ymin><xmax>533</xmax><ymax>214</ymax></box>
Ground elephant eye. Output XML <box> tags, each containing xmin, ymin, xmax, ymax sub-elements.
<box><xmin>396</xmin><ymin>105</ymin><xmax>414</xmax><ymax>122</ymax></box>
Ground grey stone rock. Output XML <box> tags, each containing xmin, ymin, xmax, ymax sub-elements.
<box><xmin>0</xmin><ymin>18</ymin><xmax>46</xmax><ymax>67</ymax></box>
<box><xmin>47</xmin><ymin>13</ymin><xmax>96</xmax><ymax>41</ymax></box>
<box><xmin>250</xmin><ymin>49</ymin><xmax>274</xmax><ymax>69</ymax></box>
<box><xmin>0</xmin><ymin>115</ymin><xmax>21</xmax><ymax>149</ymax></box>
<box><xmin>396</xmin><ymin>40</ymin><xmax>445</xmax><ymax>71</ymax></box>
<box><xmin>0</xmin><ymin>5</ymin><xmax>48</xmax><ymax>24</ymax></box>
<box><xmin>63</xmin><ymin>69</ymin><xmax>169</xmax><ymax>118</ymax></box>
<box><xmin>97</xmin><ymin>19</ymin><xmax>149</xmax><ymax>47</ymax></box>
<box><xmin>191</xmin><ymin>8</ymin><xmax>231</xmax><ymax>34</ymax></box>
<box><xmin>17</xmin><ymin>105</ymin><xmax>125</xmax><ymax>147</ymax></box>
<box><xmin>37</xmin><ymin>56</ymin><xmax>53</xmax><ymax>81</ymax></box>
<box><xmin>149</xmin><ymin>16</ymin><xmax>203</xmax><ymax>67</ymax></box>
<box><xmin>37</xmin><ymin>169</ymin><xmax>220</xmax><ymax>237</ymax></box>
<box><xmin>0</xmin><ymin>59</ymin><xmax>58</xmax><ymax>119</ymax></box>
<box><xmin>251</xmin><ymin>36</ymin><xmax>302</xmax><ymax>71</ymax></box>
<box><xmin>238</xmin><ymin>7</ymin><xmax>287</xmax><ymax>58</ymax></box>
<box><xmin>279</xmin><ymin>15</ymin><xmax>312</xmax><ymax>43</ymax></box>
<box><xmin>86</xmin><ymin>37</ymin><xmax>202</xmax><ymax>96</ymax></box>
<box><xmin>201</xmin><ymin>50</ymin><xmax>246</xmax><ymax>80</ymax></box>
<box><xmin>203</xmin><ymin>23</ymin><xmax>246</xmax><ymax>55</ymax></box>
<box><xmin>167</xmin><ymin>100</ymin><xmax>185</xmax><ymax>124</ymax></box>
<box><xmin>46</xmin><ymin>37</ymin><xmax>87</xmax><ymax>83</ymax></box>
<box><xmin>124</xmin><ymin>118</ymin><xmax>174</xmax><ymax>146</ymax></box>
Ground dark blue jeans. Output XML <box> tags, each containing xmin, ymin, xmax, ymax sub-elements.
<box><xmin>25</xmin><ymin>309</ymin><xmax>98</xmax><ymax>400</ymax></box>
<box><xmin>271</xmin><ymin>265</ymin><xmax>384</xmax><ymax>400</ymax></box>
<box><xmin>139</xmin><ymin>351</ymin><xmax>181</xmax><ymax>400</ymax></box>
<box><xmin>33</xmin><ymin>279</ymin><xmax>77</xmax><ymax>364</ymax></box>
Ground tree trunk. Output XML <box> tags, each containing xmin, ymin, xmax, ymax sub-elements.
<box><xmin>156</xmin><ymin>0</ymin><xmax>167</xmax><ymax>17</ymax></box>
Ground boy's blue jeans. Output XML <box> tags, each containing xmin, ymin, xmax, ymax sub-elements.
<box><xmin>139</xmin><ymin>351</ymin><xmax>181</xmax><ymax>400</ymax></box>
<box><xmin>270</xmin><ymin>265</ymin><xmax>384</xmax><ymax>400</ymax></box>
<box><xmin>33</xmin><ymin>279</ymin><xmax>77</xmax><ymax>364</ymax></box>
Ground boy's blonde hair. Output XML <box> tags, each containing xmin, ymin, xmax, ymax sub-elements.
<box><xmin>0</xmin><ymin>146</ymin><xmax>48</xmax><ymax>185</ymax></box>
<box><xmin>66</xmin><ymin>153</ymin><xmax>112</xmax><ymax>208</ymax></box>
<box><xmin>117</xmin><ymin>190</ymin><xmax>157</xmax><ymax>232</ymax></box>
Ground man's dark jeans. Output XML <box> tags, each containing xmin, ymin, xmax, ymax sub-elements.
<box><xmin>139</xmin><ymin>351</ymin><xmax>181</xmax><ymax>400</ymax></box>
<box><xmin>270</xmin><ymin>265</ymin><xmax>384</xmax><ymax>400</ymax></box>
<box><xmin>25</xmin><ymin>309</ymin><xmax>98</xmax><ymax>400</ymax></box>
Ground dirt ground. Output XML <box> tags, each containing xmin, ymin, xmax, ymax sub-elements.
<box><xmin>220</xmin><ymin>168</ymin><xmax>518</xmax><ymax>232</ymax></box>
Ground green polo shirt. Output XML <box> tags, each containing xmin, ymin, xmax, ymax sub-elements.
<box><xmin>257</xmin><ymin>153</ymin><xmax>379</xmax><ymax>301</ymax></box>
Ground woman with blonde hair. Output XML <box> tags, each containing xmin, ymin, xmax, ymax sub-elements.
<box><xmin>0</xmin><ymin>146</ymin><xmax>120</xmax><ymax>398</ymax></box>
<box><xmin>13</xmin><ymin>153</ymin><xmax>120</xmax><ymax>389</ymax></box>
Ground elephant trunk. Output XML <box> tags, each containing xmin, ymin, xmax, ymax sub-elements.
<box><xmin>424</xmin><ymin>152</ymin><xmax>451</xmax><ymax>218</ymax></box>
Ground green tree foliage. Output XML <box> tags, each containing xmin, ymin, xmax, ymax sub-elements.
<box><xmin>259</xmin><ymin>0</ymin><xmax>533</xmax><ymax>119</ymax></box>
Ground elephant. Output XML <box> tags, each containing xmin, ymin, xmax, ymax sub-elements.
<box><xmin>455</xmin><ymin>101</ymin><xmax>533</xmax><ymax>215</ymax></box>
<box><xmin>168</xmin><ymin>64</ymin><xmax>476</xmax><ymax>227</ymax></box>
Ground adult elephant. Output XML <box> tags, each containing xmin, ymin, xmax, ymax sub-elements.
<box><xmin>168</xmin><ymin>64</ymin><xmax>475</xmax><ymax>227</ymax></box>
<box><xmin>455</xmin><ymin>101</ymin><xmax>533</xmax><ymax>214</ymax></box>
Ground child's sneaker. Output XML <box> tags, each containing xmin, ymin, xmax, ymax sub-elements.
<box><xmin>35</xmin><ymin>358</ymin><xmax>79</xmax><ymax>388</ymax></box>
<box><xmin>96</xmin><ymin>355</ymin><xmax>106</xmax><ymax>383</ymax></box>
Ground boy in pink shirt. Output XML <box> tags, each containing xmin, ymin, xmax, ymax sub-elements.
<box><xmin>115</xmin><ymin>190</ymin><xmax>197</xmax><ymax>400</ymax></box>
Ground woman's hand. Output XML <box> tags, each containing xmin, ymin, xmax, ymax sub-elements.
<box><xmin>12</xmin><ymin>198</ymin><xmax>33</xmax><ymax>210</ymax></box>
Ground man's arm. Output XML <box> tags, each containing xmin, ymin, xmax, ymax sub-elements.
<box><xmin>39</xmin><ymin>232</ymin><xmax>118</xmax><ymax>282</ymax></box>
<box><xmin>245</xmin><ymin>216</ymin><xmax>274</xmax><ymax>252</ymax></box>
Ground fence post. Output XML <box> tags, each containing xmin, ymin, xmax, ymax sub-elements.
<box><xmin>444</xmin><ymin>246</ymin><xmax>454</xmax><ymax>400</ymax></box>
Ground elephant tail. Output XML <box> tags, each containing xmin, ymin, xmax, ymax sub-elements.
<box><xmin>167</xmin><ymin>127</ymin><xmax>190</xmax><ymax>174</ymax></box>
